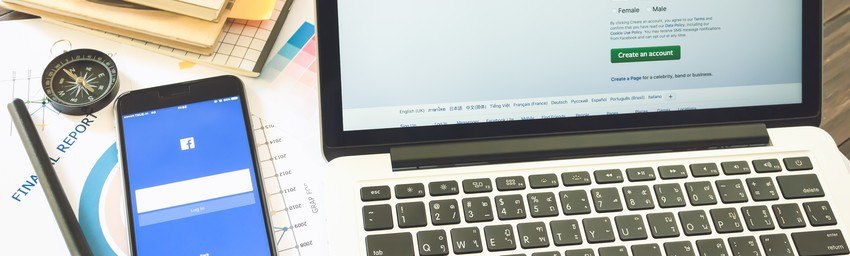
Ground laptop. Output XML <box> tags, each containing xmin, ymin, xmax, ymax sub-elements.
<box><xmin>316</xmin><ymin>1</ymin><xmax>850</xmax><ymax>255</ymax></box>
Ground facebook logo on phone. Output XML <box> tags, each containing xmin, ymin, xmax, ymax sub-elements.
<box><xmin>180</xmin><ymin>137</ymin><xmax>196</xmax><ymax>150</ymax></box>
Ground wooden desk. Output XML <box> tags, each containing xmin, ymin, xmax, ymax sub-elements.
<box><xmin>824</xmin><ymin>0</ymin><xmax>850</xmax><ymax>157</ymax></box>
<box><xmin>1</xmin><ymin>4</ymin><xmax>849</xmax><ymax>157</ymax></box>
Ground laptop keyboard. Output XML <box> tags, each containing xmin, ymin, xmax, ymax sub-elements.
<box><xmin>358</xmin><ymin>156</ymin><xmax>850</xmax><ymax>256</ymax></box>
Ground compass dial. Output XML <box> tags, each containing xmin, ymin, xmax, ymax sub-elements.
<box><xmin>43</xmin><ymin>49</ymin><xmax>119</xmax><ymax>115</ymax></box>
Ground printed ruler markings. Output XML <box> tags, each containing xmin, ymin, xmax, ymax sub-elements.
<box><xmin>256</xmin><ymin>116</ymin><xmax>302</xmax><ymax>256</ymax></box>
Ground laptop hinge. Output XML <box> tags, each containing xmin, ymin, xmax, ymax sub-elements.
<box><xmin>390</xmin><ymin>123</ymin><xmax>769</xmax><ymax>171</ymax></box>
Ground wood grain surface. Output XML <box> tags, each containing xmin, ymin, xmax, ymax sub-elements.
<box><xmin>823</xmin><ymin>0</ymin><xmax>850</xmax><ymax>158</ymax></box>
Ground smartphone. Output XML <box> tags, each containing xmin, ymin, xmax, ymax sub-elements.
<box><xmin>116</xmin><ymin>76</ymin><xmax>275</xmax><ymax>255</ymax></box>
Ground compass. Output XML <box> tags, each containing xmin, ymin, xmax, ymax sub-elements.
<box><xmin>42</xmin><ymin>48</ymin><xmax>120</xmax><ymax>115</ymax></box>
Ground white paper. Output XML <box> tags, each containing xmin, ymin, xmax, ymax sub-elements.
<box><xmin>0</xmin><ymin>1</ymin><xmax>326</xmax><ymax>254</ymax></box>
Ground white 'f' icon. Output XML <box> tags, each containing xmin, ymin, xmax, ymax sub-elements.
<box><xmin>180</xmin><ymin>137</ymin><xmax>196</xmax><ymax>150</ymax></box>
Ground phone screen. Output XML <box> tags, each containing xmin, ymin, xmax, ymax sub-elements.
<box><xmin>120</xmin><ymin>95</ymin><xmax>272</xmax><ymax>255</ymax></box>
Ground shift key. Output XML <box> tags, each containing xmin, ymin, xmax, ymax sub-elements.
<box><xmin>791</xmin><ymin>230</ymin><xmax>849</xmax><ymax>256</ymax></box>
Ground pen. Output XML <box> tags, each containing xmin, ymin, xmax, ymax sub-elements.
<box><xmin>8</xmin><ymin>98</ymin><xmax>94</xmax><ymax>256</ymax></box>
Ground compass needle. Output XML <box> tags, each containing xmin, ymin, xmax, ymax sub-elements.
<box><xmin>44</xmin><ymin>49</ymin><xmax>119</xmax><ymax>115</ymax></box>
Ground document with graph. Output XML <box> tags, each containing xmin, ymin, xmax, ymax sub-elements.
<box><xmin>0</xmin><ymin>16</ymin><xmax>327</xmax><ymax>256</ymax></box>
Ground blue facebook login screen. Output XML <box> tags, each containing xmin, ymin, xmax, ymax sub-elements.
<box><xmin>121</xmin><ymin>96</ymin><xmax>271</xmax><ymax>255</ymax></box>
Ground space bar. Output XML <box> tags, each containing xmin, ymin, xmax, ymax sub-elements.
<box><xmin>365</xmin><ymin>233</ymin><xmax>414</xmax><ymax>256</ymax></box>
<box><xmin>792</xmin><ymin>230</ymin><xmax>850</xmax><ymax>256</ymax></box>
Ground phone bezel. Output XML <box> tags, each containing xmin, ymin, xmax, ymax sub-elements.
<box><xmin>115</xmin><ymin>75</ymin><xmax>276</xmax><ymax>255</ymax></box>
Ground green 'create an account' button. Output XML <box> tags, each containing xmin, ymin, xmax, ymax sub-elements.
<box><xmin>611</xmin><ymin>46</ymin><xmax>681</xmax><ymax>63</ymax></box>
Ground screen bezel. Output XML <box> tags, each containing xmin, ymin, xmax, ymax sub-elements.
<box><xmin>115</xmin><ymin>75</ymin><xmax>276</xmax><ymax>255</ymax></box>
<box><xmin>317</xmin><ymin>0</ymin><xmax>822</xmax><ymax>160</ymax></box>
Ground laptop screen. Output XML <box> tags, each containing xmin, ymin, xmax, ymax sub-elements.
<box><xmin>336</xmin><ymin>1</ymin><xmax>803</xmax><ymax>131</ymax></box>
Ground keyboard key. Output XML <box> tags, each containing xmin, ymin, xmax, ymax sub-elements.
<box><xmin>631</xmin><ymin>243</ymin><xmax>662</xmax><ymax>256</ymax></box>
<box><xmin>496</xmin><ymin>176</ymin><xmax>526</xmax><ymax>191</ymax></box>
<box><xmin>721</xmin><ymin>161</ymin><xmax>752</xmax><ymax>175</ymax></box>
<box><xmin>397</xmin><ymin>202</ymin><xmax>427</xmax><ymax>228</ymax></box>
<box><xmin>598</xmin><ymin>246</ymin><xmax>628</xmax><ymax>256</ymax></box>
<box><xmin>760</xmin><ymin>234</ymin><xmax>794</xmax><ymax>256</ymax></box>
<box><xmin>462</xmin><ymin>178</ymin><xmax>492</xmax><ymax>194</ymax></box>
<box><xmin>664</xmin><ymin>241</ymin><xmax>696</xmax><ymax>256</ymax></box>
<box><xmin>615</xmin><ymin>215</ymin><xmax>648</xmax><ymax>241</ymax></box>
<box><xmin>363</xmin><ymin>205</ymin><xmax>393</xmax><ymax>231</ymax></box>
<box><xmin>791</xmin><ymin>230</ymin><xmax>850</xmax><ymax>256</ymax></box>
<box><xmin>429</xmin><ymin>199</ymin><xmax>460</xmax><ymax>225</ymax></box>
<box><xmin>361</xmin><ymin>186</ymin><xmax>391</xmax><ymax>201</ymax></box>
<box><xmin>690</xmin><ymin>163</ymin><xmax>720</xmax><ymax>177</ymax></box>
<box><xmin>622</xmin><ymin>185</ymin><xmax>655</xmax><ymax>210</ymax></box>
<box><xmin>647</xmin><ymin>212</ymin><xmax>680</xmax><ymax>238</ymax></box>
<box><xmin>659</xmin><ymin>165</ymin><xmax>688</xmax><ymax>179</ymax></box>
<box><xmin>742</xmin><ymin>206</ymin><xmax>775</xmax><ymax>231</ymax></box>
<box><xmin>461</xmin><ymin>197</ymin><xmax>494</xmax><ymax>223</ymax></box>
<box><xmin>562</xmin><ymin>171</ymin><xmax>592</xmax><ymax>186</ymax></box>
<box><xmin>654</xmin><ymin>183</ymin><xmax>687</xmax><ymax>208</ymax></box>
<box><xmin>417</xmin><ymin>230</ymin><xmax>449</xmax><ymax>256</ymax></box>
<box><xmin>685</xmin><ymin>181</ymin><xmax>717</xmax><ymax>206</ymax></box>
<box><xmin>746</xmin><ymin>177</ymin><xmax>779</xmax><ymax>201</ymax></box>
<box><xmin>518</xmin><ymin>222</ymin><xmax>550</xmax><ymax>249</ymax></box>
<box><xmin>771</xmin><ymin>203</ymin><xmax>806</xmax><ymax>229</ymax></box>
<box><xmin>753</xmin><ymin>159</ymin><xmax>782</xmax><ymax>173</ymax></box>
<box><xmin>626</xmin><ymin>167</ymin><xmax>656</xmax><ymax>182</ymax></box>
<box><xmin>696</xmin><ymin>239</ymin><xmax>729</xmax><ymax>256</ymax></box>
<box><xmin>565</xmin><ymin>249</ymin><xmax>596</xmax><ymax>256</ymax></box>
<box><xmin>366</xmin><ymin>232</ymin><xmax>414</xmax><ymax>256</ymax></box>
<box><xmin>591</xmin><ymin>188</ymin><xmax>623</xmax><ymax>213</ymax></box>
<box><xmin>395</xmin><ymin>183</ymin><xmax>426</xmax><ymax>199</ymax></box>
<box><xmin>529</xmin><ymin>174</ymin><xmax>559</xmax><ymax>188</ymax></box>
<box><xmin>776</xmin><ymin>174</ymin><xmax>824</xmax><ymax>199</ymax></box>
<box><xmin>583</xmin><ymin>217</ymin><xmax>615</xmax><ymax>243</ymax></box>
<box><xmin>710</xmin><ymin>208</ymin><xmax>744</xmax><ymax>234</ymax></box>
<box><xmin>803</xmin><ymin>201</ymin><xmax>837</xmax><ymax>226</ymax></box>
<box><xmin>533</xmin><ymin>252</ymin><xmax>561</xmax><ymax>256</ymax></box>
<box><xmin>450</xmin><ymin>227</ymin><xmax>483</xmax><ymax>254</ymax></box>
<box><xmin>559</xmin><ymin>190</ymin><xmax>591</xmax><ymax>215</ymax></box>
<box><xmin>528</xmin><ymin>192</ymin><xmax>558</xmax><ymax>218</ymax></box>
<box><xmin>594</xmin><ymin>169</ymin><xmax>624</xmax><ymax>184</ymax></box>
<box><xmin>728</xmin><ymin>236</ymin><xmax>760</xmax><ymax>256</ymax></box>
<box><xmin>429</xmin><ymin>181</ymin><xmax>459</xmax><ymax>196</ymax></box>
<box><xmin>783</xmin><ymin>157</ymin><xmax>813</xmax><ymax>171</ymax></box>
<box><xmin>716</xmin><ymin>179</ymin><xmax>748</xmax><ymax>204</ymax></box>
<box><xmin>496</xmin><ymin>195</ymin><xmax>527</xmax><ymax>220</ymax></box>
<box><xmin>550</xmin><ymin>219</ymin><xmax>582</xmax><ymax>246</ymax></box>
<box><xmin>483</xmin><ymin>225</ymin><xmax>516</xmax><ymax>251</ymax></box>
<box><xmin>679</xmin><ymin>210</ymin><xmax>712</xmax><ymax>236</ymax></box>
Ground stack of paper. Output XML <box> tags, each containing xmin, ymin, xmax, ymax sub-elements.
<box><xmin>0</xmin><ymin>0</ymin><xmax>289</xmax><ymax>77</ymax></box>
<box><xmin>125</xmin><ymin>0</ymin><xmax>229</xmax><ymax>21</ymax></box>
